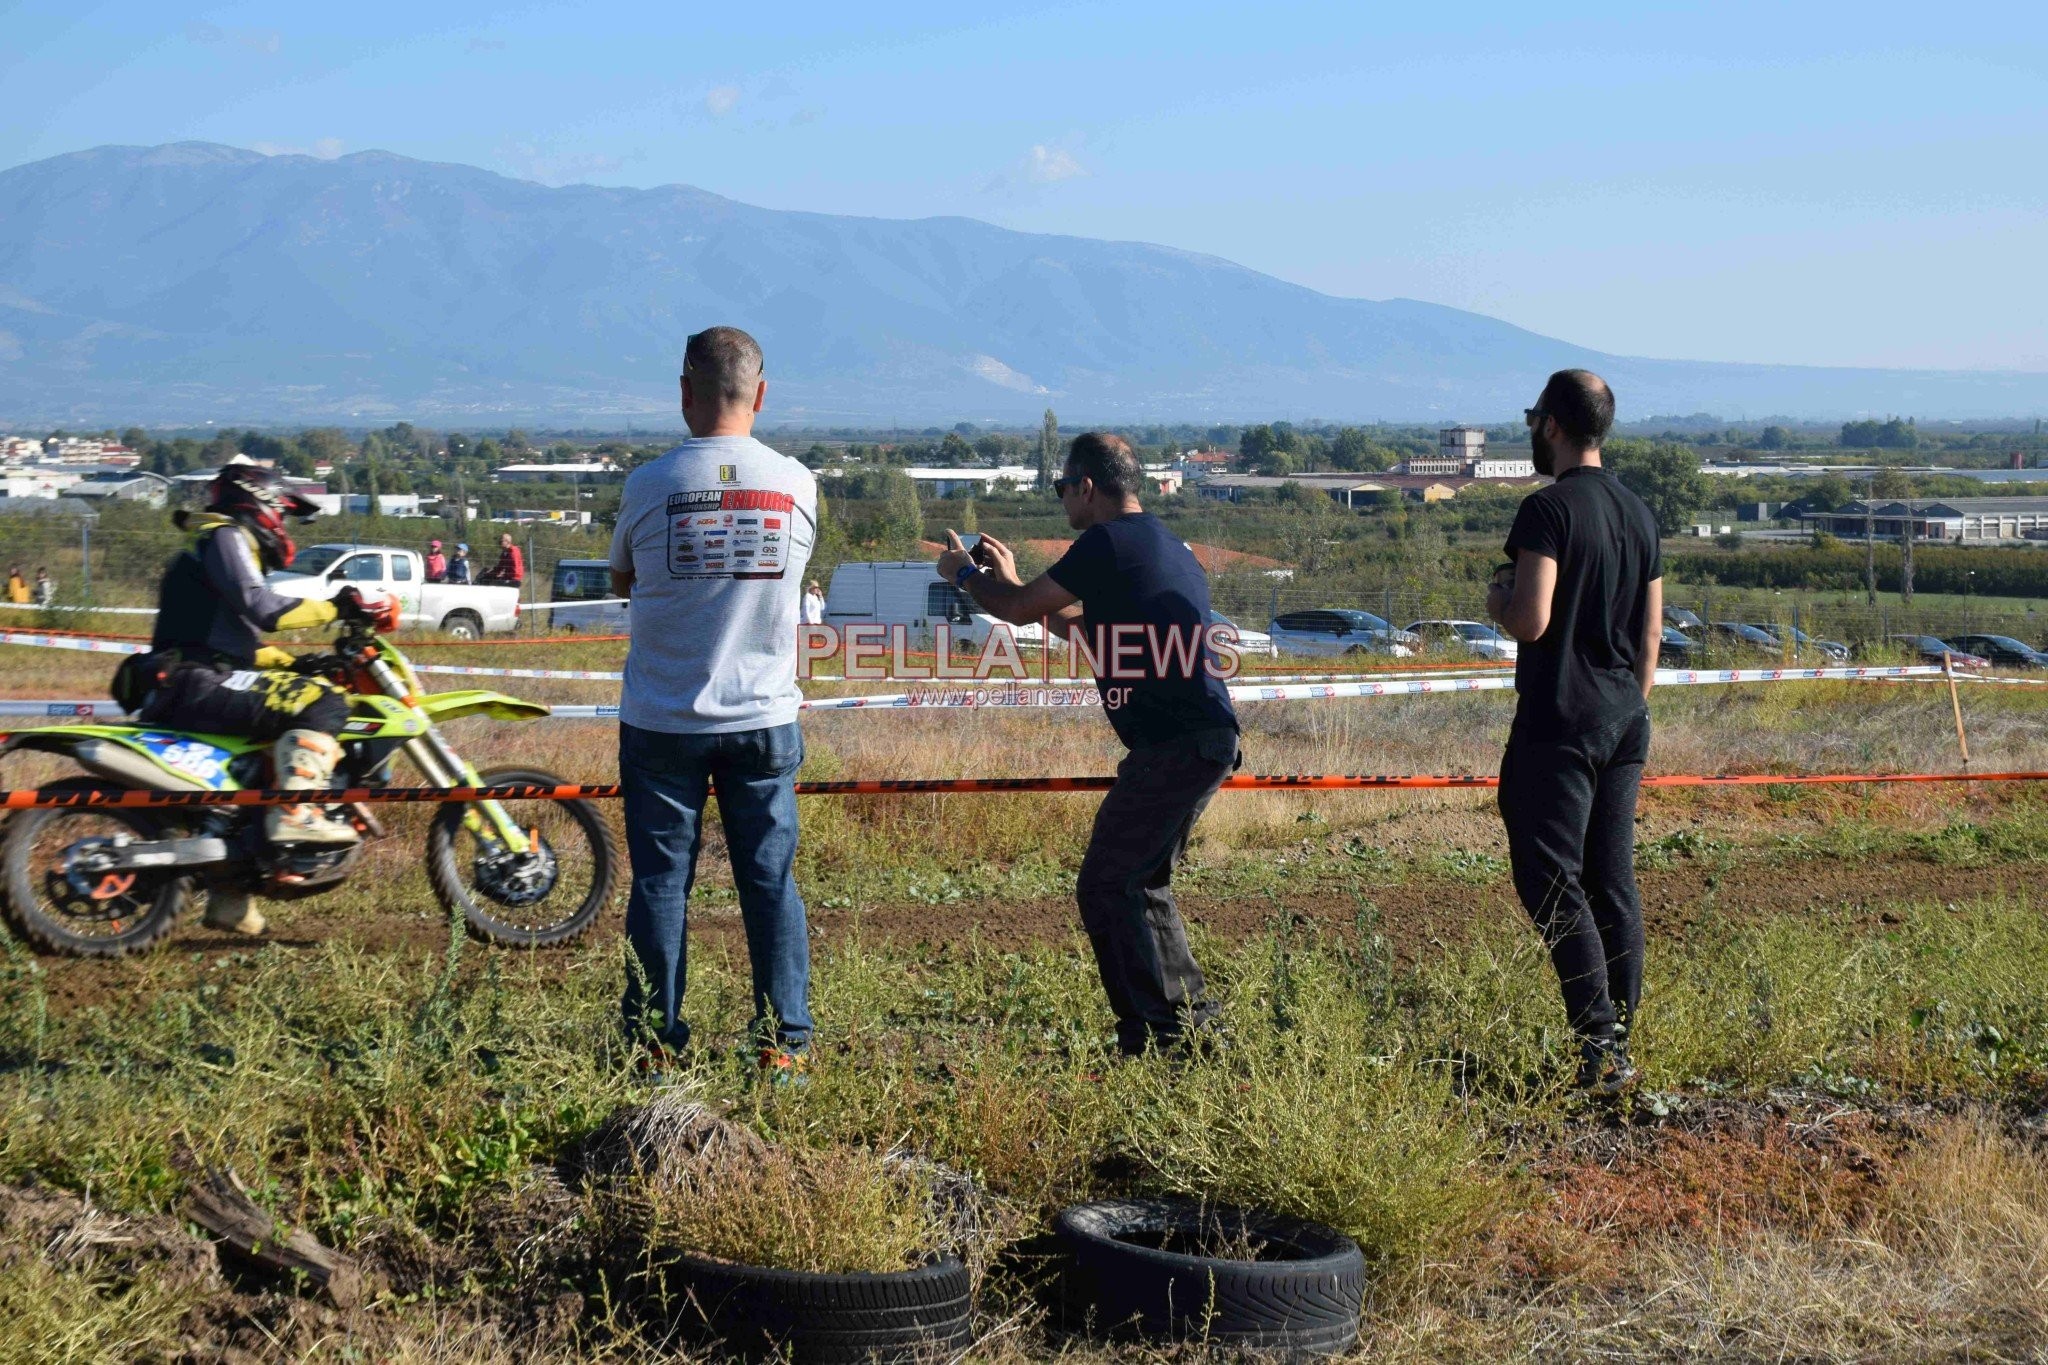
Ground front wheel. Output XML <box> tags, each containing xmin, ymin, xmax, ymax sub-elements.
<box><xmin>2</xmin><ymin>781</ymin><xmax>192</xmax><ymax>957</ymax></box>
<box><xmin>426</xmin><ymin>767</ymin><xmax>618</xmax><ymax>947</ymax></box>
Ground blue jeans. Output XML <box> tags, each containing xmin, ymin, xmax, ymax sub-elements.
<box><xmin>618</xmin><ymin>721</ymin><xmax>811</xmax><ymax>1052</ymax></box>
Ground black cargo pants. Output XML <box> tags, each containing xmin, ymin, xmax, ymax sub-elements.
<box><xmin>1077</xmin><ymin>727</ymin><xmax>1238</xmax><ymax>1055</ymax></box>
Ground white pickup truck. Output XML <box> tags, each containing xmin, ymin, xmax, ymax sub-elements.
<box><xmin>265</xmin><ymin>544</ymin><xmax>522</xmax><ymax>638</ymax></box>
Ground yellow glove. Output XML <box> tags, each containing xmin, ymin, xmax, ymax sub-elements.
<box><xmin>275</xmin><ymin>598</ymin><xmax>340</xmax><ymax>632</ymax></box>
<box><xmin>253</xmin><ymin>645</ymin><xmax>298</xmax><ymax>668</ymax></box>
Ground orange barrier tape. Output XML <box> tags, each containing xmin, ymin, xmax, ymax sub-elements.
<box><xmin>397</xmin><ymin>634</ymin><xmax>632</xmax><ymax>647</ymax></box>
<box><xmin>2</xmin><ymin>770</ymin><xmax>2043</xmax><ymax>810</ymax></box>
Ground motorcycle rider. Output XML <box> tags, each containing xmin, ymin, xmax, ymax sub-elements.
<box><xmin>116</xmin><ymin>459</ymin><xmax>398</xmax><ymax>935</ymax></box>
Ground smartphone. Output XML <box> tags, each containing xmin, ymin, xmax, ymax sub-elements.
<box><xmin>1490</xmin><ymin>561</ymin><xmax>1516</xmax><ymax>588</ymax></box>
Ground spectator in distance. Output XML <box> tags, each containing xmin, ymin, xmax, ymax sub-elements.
<box><xmin>34</xmin><ymin>567</ymin><xmax>53</xmax><ymax>608</ymax></box>
<box><xmin>1485</xmin><ymin>369</ymin><xmax>1663</xmax><ymax>1096</ymax></box>
<box><xmin>5</xmin><ymin>565</ymin><xmax>27</xmax><ymax>605</ymax></box>
<box><xmin>936</xmin><ymin>433</ymin><xmax>1238</xmax><ymax>1058</ymax></box>
<box><xmin>482</xmin><ymin>532</ymin><xmax>525</xmax><ymax>587</ymax></box>
<box><xmin>610</xmin><ymin>326</ymin><xmax>819</xmax><ymax>1080</ymax></box>
<box><xmin>446</xmin><ymin>543</ymin><xmax>473</xmax><ymax>584</ymax></box>
<box><xmin>802</xmin><ymin>579</ymin><xmax>826</xmax><ymax>627</ymax></box>
<box><xmin>424</xmin><ymin>539</ymin><xmax>447</xmax><ymax>582</ymax></box>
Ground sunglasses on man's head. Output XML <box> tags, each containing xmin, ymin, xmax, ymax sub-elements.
<box><xmin>1052</xmin><ymin>475</ymin><xmax>1086</xmax><ymax>497</ymax></box>
<box><xmin>1524</xmin><ymin>406</ymin><xmax>1545</xmax><ymax>427</ymax></box>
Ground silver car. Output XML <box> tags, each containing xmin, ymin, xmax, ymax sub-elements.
<box><xmin>1266</xmin><ymin>609</ymin><xmax>1420</xmax><ymax>658</ymax></box>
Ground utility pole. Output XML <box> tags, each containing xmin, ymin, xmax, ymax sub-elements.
<box><xmin>1899</xmin><ymin>492</ymin><xmax>1915</xmax><ymax>606</ymax></box>
<box><xmin>1863</xmin><ymin>479</ymin><xmax>1877</xmax><ymax>606</ymax></box>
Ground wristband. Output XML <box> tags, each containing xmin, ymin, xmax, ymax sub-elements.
<box><xmin>953</xmin><ymin>563</ymin><xmax>978</xmax><ymax>589</ymax></box>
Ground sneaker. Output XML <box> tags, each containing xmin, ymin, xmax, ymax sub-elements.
<box><xmin>757</xmin><ymin>1047</ymin><xmax>810</xmax><ymax>1087</ymax></box>
<box><xmin>633</xmin><ymin>1041</ymin><xmax>688</xmax><ymax>1086</ymax></box>
<box><xmin>1574</xmin><ymin>1033</ymin><xmax>1638</xmax><ymax>1096</ymax></box>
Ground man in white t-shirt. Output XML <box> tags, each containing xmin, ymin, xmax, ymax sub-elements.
<box><xmin>609</xmin><ymin>326</ymin><xmax>818</xmax><ymax>1079</ymax></box>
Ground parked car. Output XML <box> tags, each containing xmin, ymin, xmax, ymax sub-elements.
<box><xmin>1266</xmin><ymin>609</ymin><xmax>1419</xmax><ymax>658</ymax></box>
<box><xmin>1664</xmin><ymin>605</ymin><xmax>1707</xmax><ymax>632</ymax></box>
<box><xmin>1658</xmin><ymin>626</ymin><xmax>1702</xmax><ymax>665</ymax></box>
<box><xmin>823</xmin><ymin>561</ymin><xmax>1047</xmax><ymax>650</ymax></box>
<box><xmin>267</xmin><ymin>544</ymin><xmax>522</xmax><ymax>638</ymax></box>
<box><xmin>1874</xmin><ymin>634</ymin><xmax>1991</xmax><ymax>672</ymax></box>
<box><xmin>1708</xmin><ymin>622</ymin><xmax>1787</xmax><ymax>658</ymax></box>
<box><xmin>547</xmin><ymin>558</ymin><xmax>629</xmax><ymax>633</ymax></box>
<box><xmin>1210</xmin><ymin>611</ymin><xmax>1276</xmax><ymax>658</ymax></box>
<box><xmin>1402</xmin><ymin>619</ymin><xmax>1517</xmax><ymax>662</ymax></box>
<box><xmin>1944</xmin><ymin>634</ymin><xmax>2048</xmax><ymax>670</ymax></box>
<box><xmin>1739</xmin><ymin>623</ymin><xmax>1851</xmax><ymax>663</ymax></box>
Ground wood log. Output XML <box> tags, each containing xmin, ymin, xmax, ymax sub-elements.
<box><xmin>184</xmin><ymin>1167</ymin><xmax>369</xmax><ymax>1309</ymax></box>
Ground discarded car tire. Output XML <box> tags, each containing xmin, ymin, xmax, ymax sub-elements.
<box><xmin>657</xmin><ymin>1252</ymin><xmax>973</xmax><ymax>1363</ymax></box>
<box><xmin>1053</xmin><ymin>1197</ymin><xmax>1363</xmax><ymax>1357</ymax></box>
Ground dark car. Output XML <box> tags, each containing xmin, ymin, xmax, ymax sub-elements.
<box><xmin>1875</xmin><ymin>634</ymin><xmax>1991</xmax><ymax>672</ymax></box>
<box><xmin>1658</xmin><ymin>626</ymin><xmax>1701</xmax><ymax>664</ymax></box>
<box><xmin>1944</xmin><ymin>634</ymin><xmax>2048</xmax><ymax>670</ymax></box>
<box><xmin>1664</xmin><ymin>605</ymin><xmax>1706</xmax><ymax>632</ymax></box>
<box><xmin>1709</xmin><ymin>622</ymin><xmax>1786</xmax><ymax>657</ymax></box>
<box><xmin>1739</xmin><ymin>623</ymin><xmax>1851</xmax><ymax>663</ymax></box>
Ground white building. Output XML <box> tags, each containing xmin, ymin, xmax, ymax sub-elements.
<box><xmin>903</xmin><ymin>466</ymin><xmax>1037</xmax><ymax>498</ymax></box>
<box><xmin>1398</xmin><ymin>427</ymin><xmax>1533</xmax><ymax>479</ymax></box>
<box><xmin>493</xmin><ymin>460</ymin><xmax>624</xmax><ymax>485</ymax></box>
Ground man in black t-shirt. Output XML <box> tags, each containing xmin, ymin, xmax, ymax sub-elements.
<box><xmin>1486</xmin><ymin>370</ymin><xmax>1664</xmax><ymax>1094</ymax></box>
<box><xmin>936</xmin><ymin>433</ymin><xmax>1238</xmax><ymax>1057</ymax></box>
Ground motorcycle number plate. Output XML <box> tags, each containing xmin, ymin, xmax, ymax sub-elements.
<box><xmin>135</xmin><ymin>732</ymin><xmax>236</xmax><ymax>788</ymax></box>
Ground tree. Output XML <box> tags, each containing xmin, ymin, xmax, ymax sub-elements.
<box><xmin>1604</xmin><ymin>439</ymin><xmax>1708</xmax><ymax>536</ymax></box>
<box><xmin>1329</xmin><ymin>427</ymin><xmax>1386</xmax><ymax>471</ymax></box>
<box><xmin>363</xmin><ymin>461</ymin><xmax>383</xmax><ymax>522</ymax></box>
<box><xmin>1841</xmin><ymin>417</ymin><xmax>1917</xmax><ymax>450</ymax></box>
<box><xmin>937</xmin><ymin>431</ymin><xmax>975</xmax><ymax>466</ymax></box>
<box><xmin>959</xmin><ymin>497</ymin><xmax>979</xmax><ymax>534</ymax></box>
<box><xmin>1756</xmin><ymin>425</ymin><xmax>1789</xmax><ymax>450</ymax></box>
<box><xmin>952</xmin><ymin>421</ymin><xmax>978</xmax><ymax>437</ymax></box>
<box><xmin>1871</xmin><ymin>467</ymin><xmax>1915</xmax><ymax>500</ymax></box>
<box><xmin>877</xmin><ymin>469</ymin><xmax>924</xmax><ymax>556</ymax></box>
<box><xmin>973</xmin><ymin>434</ymin><xmax>1008</xmax><ymax>465</ymax></box>
<box><xmin>1239</xmin><ymin>425</ymin><xmax>1277</xmax><ymax>465</ymax></box>
<box><xmin>801</xmin><ymin>443</ymin><xmax>834</xmax><ymax>469</ymax></box>
<box><xmin>1037</xmin><ymin>409</ymin><xmax>1059</xmax><ymax>490</ymax></box>
<box><xmin>301</xmin><ymin>428</ymin><xmax>353</xmax><ymax>469</ymax></box>
<box><xmin>1808</xmin><ymin>471</ymin><xmax>1853</xmax><ymax>512</ymax></box>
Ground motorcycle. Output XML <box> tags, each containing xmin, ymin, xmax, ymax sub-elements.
<box><xmin>0</xmin><ymin>617</ymin><xmax>618</xmax><ymax>957</ymax></box>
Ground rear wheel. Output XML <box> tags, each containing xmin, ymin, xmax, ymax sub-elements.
<box><xmin>2</xmin><ymin>781</ymin><xmax>192</xmax><ymax>958</ymax></box>
<box><xmin>426</xmin><ymin>767</ymin><xmax>617</xmax><ymax>947</ymax></box>
<box><xmin>439</xmin><ymin>611</ymin><xmax>483</xmax><ymax>640</ymax></box>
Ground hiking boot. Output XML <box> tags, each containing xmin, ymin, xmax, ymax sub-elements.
<box><xmin>201</xmin><ymin>886</ymin><xmax>266</xmax><ymax>937</ymax></box>
<box><xmin>264</xmin><ymin>730</ymin><xmax>359</xmax><ymax>847</ymax></box>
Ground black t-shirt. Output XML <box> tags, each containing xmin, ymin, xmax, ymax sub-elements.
<box><xmin>1046</xmin><ymin>512</ymin><xmax>1239</xmax><ymax>749</ymax></box>
<box><xmin>1503</xmin><ymin>466</ymin><xmax>1663</xmax><ymax>739</ymax></box>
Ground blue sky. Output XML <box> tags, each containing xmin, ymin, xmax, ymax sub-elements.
<box><xmin>4</xmin><ymin>1</ymin><xmax>2044</xmax><ymax>373</ymax></box>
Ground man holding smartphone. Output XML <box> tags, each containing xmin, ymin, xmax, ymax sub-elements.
<box><xmin>1486</xmin><ymin>370</ymin><xmax>1663</xmax><ymax>1094</ymax></box>
<box><xmin>935</xmin><ymin>433</ymin><xmax>1238</xmax><ymax>1059</ymax></box>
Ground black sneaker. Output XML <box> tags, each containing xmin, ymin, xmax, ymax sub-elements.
<box><xmin>1574</xmin><ymin>1031</ymin><xmax>1637</xmax><ymax>1097</ymax></box>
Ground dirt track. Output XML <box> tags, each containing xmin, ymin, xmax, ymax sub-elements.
<box><xmin>27</xmin><ymin>847</ymin><xmax>2027</xmax><ymax>1016</ymax></box>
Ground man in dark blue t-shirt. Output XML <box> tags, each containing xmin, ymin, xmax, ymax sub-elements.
<box><xmin>936</xmin><ymin>433</ymin><xmax>1238</xmax><ymax>1057</ymax></box>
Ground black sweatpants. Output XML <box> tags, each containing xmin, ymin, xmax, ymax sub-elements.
<box><xmin>136</xmin><ymin>662</ymin><xmax>350</xmax><ymax>743</ymax></box>
<box><xmin>1077</xmin><ymin>727</ymin><xmax>1237</xmax><ymax>1055</ymax></box>
<box><xmin>1496</xmin><ymin>709</ymin><xmax>1651</xmax><ymax>1044</ymax></box>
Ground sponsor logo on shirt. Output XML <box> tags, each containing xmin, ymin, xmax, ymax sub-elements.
<box><xmin>718</xmin><ymin>464</ymin><xmax>738</xmax><ymax>483</ymax></box>
<box><xmin>737</xmin><ymin>517</ymin><xmax>759</xmax><ymax>525</ymax></box>
<box><xmin>764</xmin><ymin>517</ymin><xmax>782</xmax><ymax>529</ymax></box>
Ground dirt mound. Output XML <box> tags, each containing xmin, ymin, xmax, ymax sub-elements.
<box><xmin>0</xmin><ymin>1181</ymin><xmax>221</xmax><ymax>1296</ymax></box>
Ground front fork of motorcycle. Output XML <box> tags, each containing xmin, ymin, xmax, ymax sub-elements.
<box><xmin>366</xmin><ymin>656</ymin><xmax>531</xmax><ymax>856</ymax></box>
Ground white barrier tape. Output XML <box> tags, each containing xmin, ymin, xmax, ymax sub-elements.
<box><xmin>0</xmin><ymin>602</ymin><xmax>157</xmax><ymax>614</ymax></box>
<box><xmin>414</xmin><ymin>662</ymin><xmax>626</xmax><ymax>681</ymax></box>
<box><xmin>0</xmin><ymin>630</ymin><xmax>146</xmax><ymax>654</ymax></box>
<box><xmin>522</xmin><ymin>598</ymin><xmax>631</xmax><ymax>612</ymax></box>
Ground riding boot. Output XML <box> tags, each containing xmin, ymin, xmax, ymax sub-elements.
<box><xmin>201</xmin><ymin>885</ymin><xmax>266</xmax><ymax>936</ymax></box>
<box><xmin>264</xmin><ymin>729</ymin><xmax>359</xmax><ymax>846</ymax></box>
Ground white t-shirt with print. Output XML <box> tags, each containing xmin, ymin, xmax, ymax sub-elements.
<box><xmin>609</xmin><ymin>436</ymin><xmax>817</xmax><ymax>734</ymax></box>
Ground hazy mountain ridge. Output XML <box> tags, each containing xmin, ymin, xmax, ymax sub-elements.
<box><xmin>2</xmin><ymin>142</ymin><xmax>2044</xmax><ymax>424</ymax></box>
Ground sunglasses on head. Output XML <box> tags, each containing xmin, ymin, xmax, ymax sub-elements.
<box><xmin>1052</xmin><ymin>474</ymin><xmax>1087</xmax><ymax>497</ymax></box>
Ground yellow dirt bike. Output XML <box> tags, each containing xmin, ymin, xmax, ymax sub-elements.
<box><xmin>0</xmin><ymin>618</ymin><xmax>618</xmax><ymax>957</ymax></box>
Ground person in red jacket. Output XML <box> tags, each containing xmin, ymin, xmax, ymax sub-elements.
<box><xmin>424</xmin><ymin>539</ymin><xmax>447</xmax><ymax>582</ymax></box>
<box><xmin>482</xmin><ymin>532</ymin><xmax>525</xmax><ymax>587</ymax></box>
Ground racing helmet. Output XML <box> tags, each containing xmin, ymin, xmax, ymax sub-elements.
<box><xmin>206</xmin><ymin>458</ymin><xmax>319</xmax><ymax>570</ymax></box>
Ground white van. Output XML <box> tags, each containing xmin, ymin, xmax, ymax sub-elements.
<box><xmin>823</xmin><ymin>562</ymin><xmax>1047</xmax><ymax>651</ymax></box>
<box><xmin>547</xmin><ymin>558</ymin><xmax>629</xmax><ymax>634</ymax></box>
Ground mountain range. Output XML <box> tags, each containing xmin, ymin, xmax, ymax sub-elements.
<box><xmin>2</xmin><ymin>142</ymin><xmax>2045</xmax><ymax>427</ymax></box>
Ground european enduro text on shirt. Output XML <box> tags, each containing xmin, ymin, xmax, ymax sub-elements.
<box><xmin>665</xmin><ymin>488</ymin><xmax>798</xmax><ymax>580</ymax></box>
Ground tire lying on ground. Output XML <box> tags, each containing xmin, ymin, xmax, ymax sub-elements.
<box><xmin>655</xmin><ymin>1252</ymin><xmax>973</xmax><ymax>1363</ymax></box>
<box><xmin>1052</xmin><ymin>1197</ymin><xmax>1364</xmax><ymax>1357</ymax></box>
